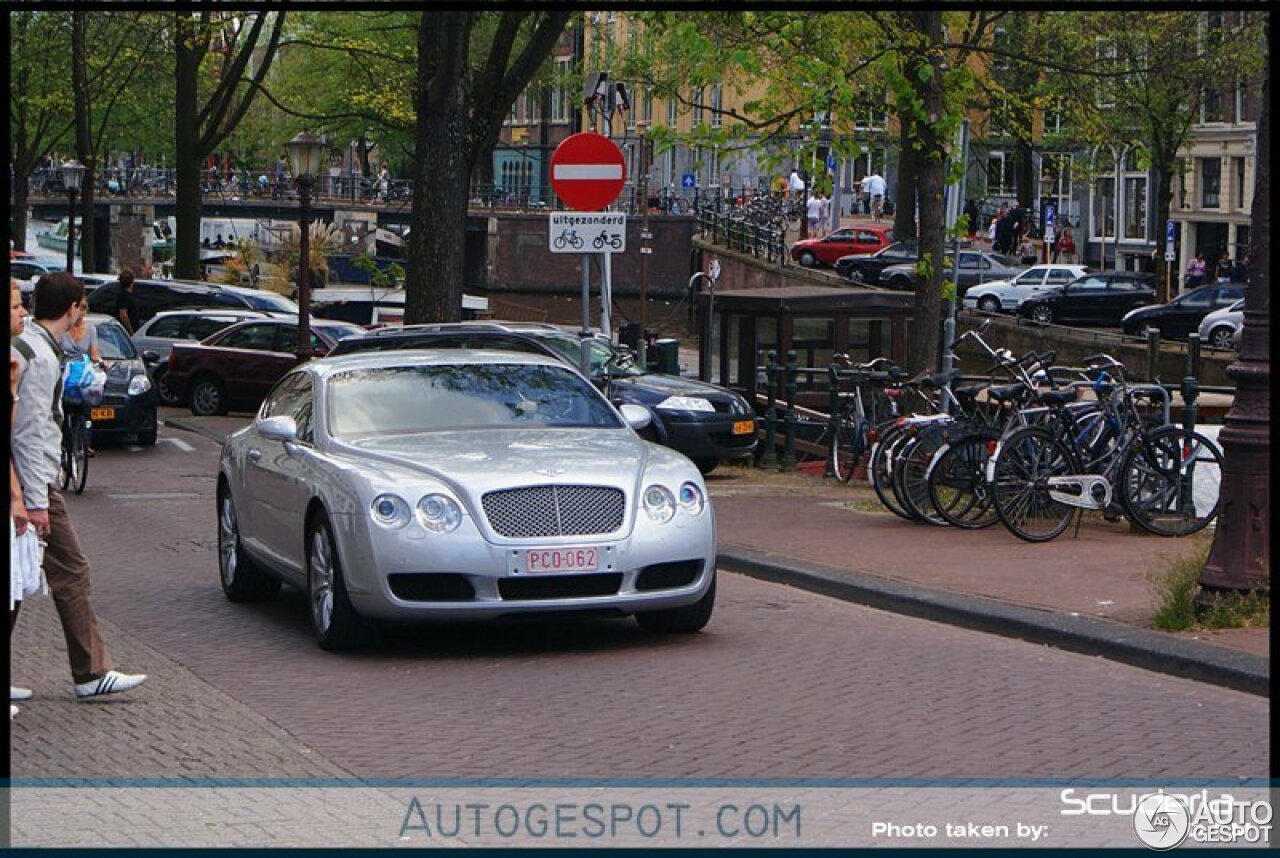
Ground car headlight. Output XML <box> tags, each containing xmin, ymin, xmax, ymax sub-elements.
<box><xmin>657</xmin><ymin>395</ymin><xmax>715</xmax><ymax>413</ymax></box>
<box><xmin>677</xmin><ymin>482</ymin><xmax>705</xmax><ymax>515</ymax></box>
<box><xmin>642</xmin><ymin>485</ymin><xmax>676</xmax><ymax>523</ymax></box>
<box><xmin>370</xmin><ymin>493</ymin><xmax>411</xmax><ymax>528</ymax></box>
<box><xmin>128</xmin><ymin>373</ymin><xmax>152</xmax><ymax>396</ymax></box>
<box><xmin>416</xmin><ymin>494</ymin><xmax>462</xmax><ymax>533</ymax></box>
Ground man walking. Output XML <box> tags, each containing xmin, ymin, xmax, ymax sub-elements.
<box><xmin>11</xmin><ymin>273</ymin><xmax>147</xmax><ymax>701</ymax></box>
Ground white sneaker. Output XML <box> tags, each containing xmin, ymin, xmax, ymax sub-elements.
<box><xmin>10</xmin><ymin>704</ymin><xmax>17</xmax><ymax>719</ymax></box>
<box><xmin>11</xmin><ymin>686</ymin><xmax>33</xmax><ymax>700</ymax></box>
<box><xmin>74</xmin><ymin>671</ymin><xmax>148</xmax><ymax>699</ymax></box>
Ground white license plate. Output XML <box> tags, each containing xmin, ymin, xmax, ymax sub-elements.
<box><xmin>521</xmin><ymin>547</ymin><xmax>599</xmax><ymax>574</ymax></box>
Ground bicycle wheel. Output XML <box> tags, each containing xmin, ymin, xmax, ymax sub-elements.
<box><xmin>928</xmin><ymin>431</ymin><xmax>1001</xmax><ymax>529</ymax></box>
<box><xmin>830</xmin><ymin>413</ymin><xmax>865</xmax><ymax>483</ymax></box>
<box><xmin>69</xmin><ymin>418</ymin><xmax>89</xmax><ymax>494</ymax></box>
<box><xmin>892</xmin><ymin>424</ymin><xmax>949</xmax><ymax>525</ymax></box>
<box><xmin>869</xmin><ymin>423</ymin><xmax>913</xmax><ymax>520</ymax></box>
<box><xmin>1120</xmin><ymin>427</ymin><xmax>1223</xmax><ymax>537</ymax></box>
<box><xmin>991</xmin><ymin>426</ymin><xmax>1076</xmax><ymax>542</ymax></box>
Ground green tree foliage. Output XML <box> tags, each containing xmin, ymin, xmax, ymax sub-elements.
<box><xmin>9</xmin><ymin>11</ymin><xmax>75</xmax><ymax>250</ymax></box>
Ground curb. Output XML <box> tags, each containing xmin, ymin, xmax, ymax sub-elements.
<box><xmin>718</xmin><ymin>546</ymin><xmax>1269</xmax><ymax>697</ymax></box>
<box><xmin>162</xmin><ymin>416</ymin><xmax>1268</xmax><ymax>697</ymax></box>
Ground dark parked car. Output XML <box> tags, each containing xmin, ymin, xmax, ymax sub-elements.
<box><xmin>84</xmin><ymin>314</ymin><xmax>159</xmax><ymax>446</ymax></box>
<box><xmin>329</xmin><ymin>322</ymin><xmax>758</xmax><ymax>474</ymax></box>
<box><xmin>1120</xmin><ymin>282</ymin><xmax>1245</xmax><ymax>338</ymax></box>
<box><xmin>1017</xmin><ymin>271</ymin><xmax>1157</xmax><ymax>327</ymax></box>
<box><xmin>88</xmin><ymin>278</ymin><xmax>298</xmax><ymax>328</ymax></box>
<box><xmin>166</xmin><ymin>318</ymin><xmax>364</xmax><ymax>416</ymax></box>
<box><xmin>835</xmin><ymin>239</ymin><xmax>974</xmax><ymax>284</ymax></box>
<box><xmin>133</xmin><ymin>308</ymin><xmax>294</xmax><ymax>405</ymax></box>
<box><xmin>879</xmin><ymin>250</ymin><xmax>1024</xmax><ymax>297</ymax></box>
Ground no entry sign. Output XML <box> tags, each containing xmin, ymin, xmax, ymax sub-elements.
<box><xmin>550</xmin><ymin>132</ymin><xmax>626</xmax><ymax>212</ymax></box>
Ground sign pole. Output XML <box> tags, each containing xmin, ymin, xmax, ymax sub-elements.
<box><xmin>581</xmin><ymin>255</ymin><xmax>592</xmax><ymax>375</ymax></box>
<box><xmin>601</xmin><ymin>251</ymin><xmax>612</xmax><ymax>343</ymax></box>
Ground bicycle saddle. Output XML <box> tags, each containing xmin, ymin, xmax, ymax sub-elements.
<box><xmin>952</xmin><ymin>384</ymin><xmax>986</xmax><ymax>403</ymax></box>
<box><xmin>986</xmin><ymin>383</ymin><xmax>1027</xmax><ymax>403</ymax></box>
<box><xmin>1036</xmin><ymin>389</ymin><xmax>1078</xmax><ymax>406</ymax></box>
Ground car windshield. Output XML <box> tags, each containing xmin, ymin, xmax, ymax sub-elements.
<box><xmin>327</xmin><ymin>363</ymin><xmax>623</xmax><ymax>437</ymax></box>
<box><xmin>315</xmin><ymin>322</ymin><xmax>366</xmax><ymax>344</ymax></box>
<box><xmin>536</xmin><ymin>332</ymin><xmax>644</xmax><ymax>377</ymax></box>
<box><xmin>93</xmin><ymin>320</ymin><xmax>138</xmax><ymax>359</ymax></box>
<box><xmin>240</xmin><ymin>291</ymin><xmax>299</xmax><ymax>312</ymax></box>
<box><xmin>989</xmin><ymin>254</ymin><xmax>1021</xmax><ymax>267</ymax></box>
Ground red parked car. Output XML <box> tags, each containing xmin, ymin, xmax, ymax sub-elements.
<box><xmin>790</xmin><ymin>224</ymin><xmax>894</xmax><ymax>268</ymax></box>
<box><xmin>166</xmin><ymin>318</ymin><xmax>364</xmax><ymax>416</ymax></box>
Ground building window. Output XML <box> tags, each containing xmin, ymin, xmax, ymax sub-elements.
<box><xmin>992</xmin><ymin>26</ymin><xmax>1010</xmax><ymax>71</ymax></box>
<box><xmin>1042</xmin><ymin>152</ymin><xmax>1072</xmax><ymax>201</ymax></box>
<box><xmin>1238</xmin><ymin>76</ymin><xmax>1258</xmax><ymax>123</ymax></box>
<box><xmin>986</xmin><ymin>152</ymin><xmax>1015</xmax><ymax>196</ymax></box>
<box><xmin>550</xmin><ymin>57</ymin><xmax>572</xmax><ymax>123</ymax></box>
<box><xmin>1094</xmin><ymin>38</ymin><xmax>1117</xmax><ymax>108</ymax></box>
<box><xmin>1234</xmin><ymin>157</ymin><xmax>1247</xmax><ymax>211</ymax></box>
<box><xmin>1123</xmin><ymin>176</ymin><xmax>1147</xmax><ymax>240</ymax></box>
<box><xmin>1093</xmin><ymin>177</ymin><xmax>1116</xmax><ymax>240</ymax></box>
<box><xmin>1202</xmin><ymin>87</ymin><xmax>1229</xmax><ymax>123</ymax></box>
<box><xmin>1200</xmin><ymin>158</ymin><xmax>1221</xmax><ymax>208</ymax></box>
<box><xmin>642</xmin><ymin>85</ymin><xmax>653</xmax><ymax>125</ymax></box>
<box><xmin>692</xmin><ymin>86</ymin><xmax>704</xmax><ymax>127</ymax></box>
<box><xmin>667</xmin><ymin>97</ymin><xmax>677</xmax><ymax>128</ymax></box>
<box><xmin>710</xmin><ymin>84</ymin><xmax>723</xmax><ymax>128</ymax></box>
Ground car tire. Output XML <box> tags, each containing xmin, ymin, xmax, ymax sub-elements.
<box><xmin>306</xmin><ymin>510</ymin><xmax>365</xmax><ymax>651</ymax></box>
<box><xmin>218</xmin><ymin>484</ymin><xmax>281</xmax><ymax>602</ymax></box>
<box><xmin>1208</xmin><ymin>325</ymin><xmax>1235</xmax><ymax>350</ymax></box>
<box><xmin>1029</xmin><ymin>304</ymin><xmax>1054</xmax><ymax>325</ymax></box>
<box><xmin>799</xmin><ymin>250</ymin><xmax>817</xmax><ymax>267</ymax></box>
<box><xmin>693</xmin><ymin>457</ymin><xmax>719</xmax><ymax>476</ymax></box>
<box><xmin>636</xmin><ymin>574</ymin><xmax>715</xmax><ymax>633</ymax></box>
<box><xmin>886</xmin><ymin>274</ymin><xmax>913</xmax><ymax>291</ymax></box>
<box><xmin>153</xmin><ymin>366</ymin><xmax>182</xmax><ymax>406</ymax></box>
<box><xmin>137</xmin><ymin>426</ymin><xmax>158</xmax><ymax>446</ymax></box>
<box><xmin>848</xmin><ymin>269</ymin><xmax>865</xmax><ymax>285</ymax></box>
<box><xmin>977</xmin><ymin>296</ymin><xmax>1001</xmax><ymax>314</ymax></box>
<box><xmin>190</xmin><ymin>374</ymin><xmax>229</xmax><ymax>416</ymax></box>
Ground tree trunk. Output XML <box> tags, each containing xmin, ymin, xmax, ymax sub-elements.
<box><xmin>406</xmin><ymin>12</ymin><xmax>474</xmax><ymax>324</ymax></box>
<box><xmin>12</xmin><ymin>178</ymin><xmax>30</xmax><ymax>252</ymax></box>
<box><xmin>905</xmin><ymin>11</ymin><xmax>947</xmax><ymax>375</ymax></box>
<box><xmin>893</xmin><ymin>119</ymin><xmax>917</xmax><ymax>241</ymax></box>
<box><xmin>1015</xmin><ymin>138</ymin><xmax>1034</xmax><ymax>211</ymax></box>
<box><xmin>174</xmin><ymin>17</ymin><xmax>203</xmax><ymax>281</ymax></box>
<box><xmin>1151</xmin><ymin>149</ymin><xmax>1176</xmax><ymax>302</ymax></box>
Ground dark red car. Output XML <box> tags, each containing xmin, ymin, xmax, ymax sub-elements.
<box><xmin>166</xmin><ymin>318</ymin><xmax>364</xmax><ymax>416</ymax></box>
<box><xmin>790</xmin><ymin>224</ymin><xmax>894</xmax><ymax>268</ymax></box>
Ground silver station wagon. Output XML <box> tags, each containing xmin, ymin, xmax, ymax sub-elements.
<box><xmin>217</xmin><ymin>350</ymin><xmax>718</xmax><ymax>649</ymax></box>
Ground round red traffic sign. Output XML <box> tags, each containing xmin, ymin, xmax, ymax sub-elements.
<box><xmin>550</xmin><ymin>132</ymin><xmax>626</xmax><ymax>212</ymax></box>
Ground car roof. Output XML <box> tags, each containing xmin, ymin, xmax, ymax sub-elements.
<box><xmin>353</xmin><ymin>320</ymin><xmax>566</xmax><ymax>340</ymax></box>
<box><xmin>144</xmin><ymin>308</ymin><xmax>286</xmax><ymax>322</ymax></box>
<box><xmin>308</xmin><ymin>347</ymin><xmax>566</xmax><ymax>378</ymax></box>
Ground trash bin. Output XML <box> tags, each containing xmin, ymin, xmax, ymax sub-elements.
<box><xmin>647</xmin><ymin>338</ymin><xmax>680</xmax><ymax>375</ymax></box>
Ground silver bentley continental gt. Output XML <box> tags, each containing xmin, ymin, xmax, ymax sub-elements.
<box><xmin>217</xmin><ymin>350</ymin><xmax>717</xmax><ymax>650</ymax></box>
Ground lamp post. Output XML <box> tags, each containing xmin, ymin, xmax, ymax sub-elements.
<box><xmin>60</xmin><ymin>159</ymin><xmax>87</xmax><ymax>272</ymax></box>
<box><xmin>284</xmin><ymin>130</ymin><xmax>327</xmax><ymax>360</ymax></box>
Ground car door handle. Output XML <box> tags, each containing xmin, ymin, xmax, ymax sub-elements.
<box><xmin>247</xmin><ymin>449</ymin><xmax>262</xmax><ymax>462</ymax></box>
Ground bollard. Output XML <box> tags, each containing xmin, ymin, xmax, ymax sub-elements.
<box><xmin>759</xmin><ymin>350</ymin><xmax>779</xmax><ymax>469</ymax></box>
<box><xmin>780</xmin><ymin>350</ymin><xmax>798</xmax><ymax>471</ymax></box>
<box><xmin>824</xmin><ymin>360</ymin><xmax>843</xmax><ymax>479</ymax></box>
<box><xmin>1178</xmin><ymin>333</ymin><xmax>1201</xmax><ymax>517</ymax></box>
<box><xmin>1144</xmin><ymin>326</ymin><xmax>1162</xmax><ymax>384</ymax></box>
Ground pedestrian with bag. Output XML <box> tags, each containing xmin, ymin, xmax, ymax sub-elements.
<box><xmin>1057</xmin><ymin>226</ymin><xmax>1076</xmax><ymax>263</ymax></box>
<box><xmin>1185</xmin><ymin>251</ymin><xmax>1206</xmax><ymax>288</ymax></box>
<box><xmin>11</xmin><ymin>273</ymin><xmax>147</xmax><ymax>702</ymax></box>
<box><xmin>59</xmin><ymin>297</ymin><xmax>104</xmax><ymax>458</ymax></box>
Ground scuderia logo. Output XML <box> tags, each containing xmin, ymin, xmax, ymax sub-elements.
<box><xmin>1060</xmin><ymin>789</ymin><xmax>1272</xmax><ymax>849</ymax></box>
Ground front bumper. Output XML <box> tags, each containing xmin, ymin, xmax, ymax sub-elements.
<box><xmin>660</xmin><ymin>415</ymin><xmax>758</xmax><ymax>461</ymax></box>
<box><xmin>83</xmin><ymin>391</ymin><xmax>158</xmax><ymax>438</ymax></box>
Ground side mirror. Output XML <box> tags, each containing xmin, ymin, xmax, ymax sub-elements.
<box><xmin>256</xmin><ymin>414</ymin><xmax>298</xmax><ymax>444</ymax></box>
<box><xmin>142</xmin><ymin>350</ymin><xmax>161</xmax><ymax>364</ymax></box>
<box><xmin>618</xmin><ymin>403</ymin><xmax>652</xmax><ymax>431</ymax></box>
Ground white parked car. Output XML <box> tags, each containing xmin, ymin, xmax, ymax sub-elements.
<box><xmin>1198</xmin><ymin>298</ymin><xmax>1245</xmax><ymax>350</ymax></box>
<box><xmin>962</xmin><ymin>264</ymin><xmax>1089</xmax><ymax>314</ymax></box>
<box><xmin>217</xmin><ymin>349</ymin><xmax>718</xmax><ymax>650</ymax></box>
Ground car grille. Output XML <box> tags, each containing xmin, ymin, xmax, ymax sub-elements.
<box><xmin>388</xmin><ymin>573</ymin><xmax>476</xmax><ymax>602</ymax></box>
<box><xmin>499</xmin><ymin>573</ymin><xmax>623</xmax><ymax>600</ymax></box>
<box><xmin>481</xmin><ymin>485</ymin><xmax>625</xmax><ymax>538</ymax></box>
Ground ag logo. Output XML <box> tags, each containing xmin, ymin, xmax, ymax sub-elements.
<box><xmin>1133</xmin><ymin>793</ymin><xmax>1190</xmax><ymax>850</ymax></box>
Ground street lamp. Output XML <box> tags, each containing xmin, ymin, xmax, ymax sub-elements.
<box><xmin>60</xmin><ymin>159</ymin><xmax>87</xmax><ymax>272</ymax></box>
<box><xmin>284</xmin><ymin>130</ymin><xmax>327</xmax><ymax>360</ymax></box>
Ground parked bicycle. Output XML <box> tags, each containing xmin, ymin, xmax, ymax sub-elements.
<box><xmin>60</xmin><ymin>404</ymin><xmax>91</xmax><ymax>495</ymax></box>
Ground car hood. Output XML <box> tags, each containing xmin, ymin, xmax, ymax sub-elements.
<box><xmin>612</xmin><ymin>374</ymin><xmax>744</xmax><ymax>409</ymax></box>
<box><xmin>1122</xmin><ymin>304</ymin><xmax>1162</xmax><ymax>321</ymax></box>
<box><xmin>102</xmin><ymin>358</ymin><xmax>146</xmax><ymax>394</ymax></box>
<box><xmin>336</xmin><ymin>427</ymin><xmax>667</xmax><ymax>493</ymax></box>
